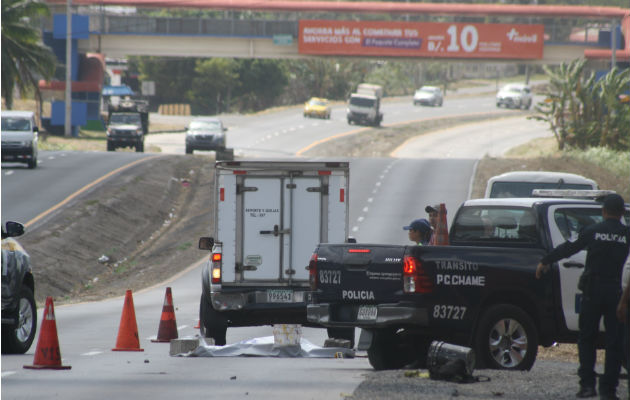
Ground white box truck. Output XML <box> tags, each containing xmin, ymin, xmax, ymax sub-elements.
<box><xmin>198</xmin><ymin>160</ymin><xmax>353</xmax><ymax>345</ymax></box>
<box><xmin>346</xmin><ymin>83</ymin><xmax>383</xmax><ymax>127</ymax></box>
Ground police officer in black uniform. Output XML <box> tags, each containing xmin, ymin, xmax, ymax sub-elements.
<box><xmin>536</xmin><ymin>193</ymin><xmax>630</xmax><ymax>400</ymax></box>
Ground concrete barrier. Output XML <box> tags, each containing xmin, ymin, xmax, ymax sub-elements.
<box><xmin>158</xmin><ymin>103</ymin><xmax>191</xmax><ymax>116</ymax></box>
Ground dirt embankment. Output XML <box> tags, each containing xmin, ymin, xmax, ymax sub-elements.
<box><xmin>22</xmin><ymin>155</ymin><xmax>216</xmax><ymax>305</ymax></box>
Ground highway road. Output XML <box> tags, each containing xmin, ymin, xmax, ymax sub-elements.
<box><xmin>1</xmin><ymin>93</ymin><xmax>552</xmax><ymax>399</ymax></box>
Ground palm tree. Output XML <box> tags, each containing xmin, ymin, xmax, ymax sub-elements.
<box><xmin>1</xmin><ymin>0</ymin><xmax>56</xmax><ymax>109</ymax></box>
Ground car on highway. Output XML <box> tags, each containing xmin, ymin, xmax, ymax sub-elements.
<box><xmin>185</xmin><ymin>117</ymin><xmax>227</xmax><ymax>154</ymax></box>
<box><xmin>303</xmin><ymin>97</ymin><xmax>332</xmax><ymax>119</ymax></box>
<box><xmin>413</xmin><ymin>86</ymin><xmax>443</xmax><ymax>107</ymax></box>
<box><xmin>496</xmin><ymin>83</ymin><xmax>532</xmax><ymax>110</ymax></box>
<box><xmin>1</xmin><ymin>221</ymin><xmax>37</xmax><ymax>354</ymax></box>
<box><xmin>107</xmin><ymin>112</ymin><xmax>145</xmax><ymax>152</ymax></box>
<box><xmin>1</xmin><ymin>111</ymin><xmax>39</xmax><ymax>169</ymax></box>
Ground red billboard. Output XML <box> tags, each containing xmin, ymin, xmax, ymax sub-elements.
<box><xmin>299</xmin><ymin>20</ymin><xmax>544</xmax><ymax>59</ymax></box>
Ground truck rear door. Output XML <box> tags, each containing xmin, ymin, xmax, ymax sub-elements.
<box><xmin>216</xmin><ymin>162</ymin><xmax>349</xmax><ymax>285</ymax></box>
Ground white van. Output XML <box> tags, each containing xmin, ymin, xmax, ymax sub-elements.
<box><xmin>485</xmin><ymin>171</ymin><xmax>598</xmax><ymax>198</ymax></box>
<box><xmin>1</xmin><ymin>111</ymin><xmax>38</xmax><ymax>169</ymax></box>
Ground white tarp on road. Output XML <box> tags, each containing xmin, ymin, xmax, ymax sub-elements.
<box><xmin>185</xmin><ymin>336</ymin><xmax>355</xmax><ymax>358</ymax></box>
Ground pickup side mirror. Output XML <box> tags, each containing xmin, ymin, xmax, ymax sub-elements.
<box><xmin>3</xmin><ymin>221</ymin><xmax>24</xmax><ymax>238</ymax></box>
<box><xmin>198</xmin><ymin>237</ymin><xmax>214</xmax><ymax>250</ymax></box>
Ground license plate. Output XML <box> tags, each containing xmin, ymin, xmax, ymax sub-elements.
<box><xmin>267</xmin><ymin>289</ymin><xmax>293</xmax><ymax>303</ymax></box>
<box><xmin>357</xmin><ymin>305</ymin><xmax>377</xmax><ymax>321</ymax></box>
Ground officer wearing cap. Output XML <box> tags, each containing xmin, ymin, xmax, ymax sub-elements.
<box><xmin>536</xmin><ymin>193</ymin><xmax>630</xmax><ymax>400</ymax></box>
<box><xmin>403</xmin><ymin>218</ymin><xmax>433</xmax><ymax>246</ymax></box>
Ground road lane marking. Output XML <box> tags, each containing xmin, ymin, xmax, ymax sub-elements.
<box><xmin>177</xmin><ymin>325</ymin><xmax>188</xmax><ymax>331</ymax></box>
<box><xmin>81</xmin><ymin>351</ymin><xmax>103</xmax><ymax>356</ymax></box>
<box><xmin>5</xmin><ymin>171</ymin><xmax>14</xmax><ymax>176</ymax></box>
<box><xmin>25</xmin><ymin>155</ymin><xmax>162</xmax><ymax>228</ymax></box>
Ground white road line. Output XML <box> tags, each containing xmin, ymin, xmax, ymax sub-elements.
<box><xmin>177</xmin><ymin>325</ymin><xmax>188</xmax><ymax>331</ymax></box>
<box><xmin>362</xmin><ymin>207</ymin><xmax>368</xmax><ymax>212</ymax></box>
<box><xmin>2</xmin><ymin>371</ymin><xmax>17</xmax><ymax>377</ymax></box>
<box><xmin>5</xmin><ymin>171</ymin><xmax>14</xmax><ymax>176</ymax></box>
<box><xmin>367</xmin><ymin>198</ymin><xmax>373</xmax><ymax>203</ymax></box>
<box><xmin>47</xmin><ymin>156</ymin><xmax>55</xmax><ymax>160</ymax></box>
<box><xmin>357</xmin><ymin>216</ymin><xmax>364</xmax><ymax>222</ymax></box>
<box><xmin>81</xmin><ymin>351</ymin><xmax>103</xmax><ymax>356</ymax></box>
<box><xmin>352</xmin><ymin>226</ymin><xmax>359</xmax><ymax>232</ymax></box>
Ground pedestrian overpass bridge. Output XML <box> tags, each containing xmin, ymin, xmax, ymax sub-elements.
<box><xmin>46</xmin><ymin>0</ymin><xmax>629</xmax><ymax>65</ymax></box>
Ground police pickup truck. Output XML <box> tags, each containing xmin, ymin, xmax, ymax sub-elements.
<box><xmin>307</xmin><ymin>190</ymin><xmax>630</xmax><ymax>371</ymax></box>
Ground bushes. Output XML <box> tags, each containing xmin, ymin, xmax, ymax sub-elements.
<box><xmin>530</xmin><ymin>58</ymin><xmax>630</xmax><ymax>151</ymax></box>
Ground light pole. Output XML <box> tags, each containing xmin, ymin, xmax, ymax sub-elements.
<box><xmin>64</xmin><ymin>0</ymin><xmax>72</xmax><ymax>137</ymax></box>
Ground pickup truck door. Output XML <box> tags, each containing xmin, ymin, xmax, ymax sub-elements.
<box><xmin>547</xmin><ymin>205</ymin><xmax>604</xmax><ymax>332</ymax></box>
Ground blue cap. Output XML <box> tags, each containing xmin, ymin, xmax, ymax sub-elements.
<box><xmin>403</xmin><ymin>218</ymin><xmax>432</xmax><ymax>233</ymax></box>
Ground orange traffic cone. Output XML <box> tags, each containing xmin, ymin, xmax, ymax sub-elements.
<box><xmin>112</xmin><ymin>290</ymin><xmax>144</xmax><ymax>352</ymax></box>
<box><xmin>151</xmin><ymin>287</ymin><xmax>178</xmax><ymax>343</ymax></box>
<box><xmin>194</xmin><ymin>320</ymin><xmax>200</xmax><ymax>329</ymax></box>
<box><xmin>433</xmin><ymin>203</ymin><xmax>449</xmax><ymax>246</ymax></box>
<box><xmin>24</xmin><ymin>297</ymin><xmax>71</xmax><ymax>370</ymax></box>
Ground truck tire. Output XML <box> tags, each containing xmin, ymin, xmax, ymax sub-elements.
<box><xmin>27</xmin><ymin>154</ymin><xmax>37</xmax><ymax>169</ymax></box>
<box><xmin>199</xmin><ymin>293</ymin><xmax>227</xmax><ymax>346</ymax></box>
<box><xmin>367</xmin><ymin>329</ymin><xmax>413</xmax><ymax>370</ymax></box>
<box><xmin>185</xmin><ymin>145</ymin><xmax>193</xmax><ymax>155</ymax></box>
<box><xmin>326</xmin><ymin>328</ymin><xmax>355</xmax><ymax>348</ymax></box>
<box><xmin>1</xmin><ymin>286</ymin><xmax>37</xmax><ymax>354</ymax></box>
<box><xmin>107</xmin><ymin>142</ymin><xmax>115</xmax><ymax>151</ymax></box>
<box><xmin>474</xmin><ymin>304</ymin><xmax>538</xmax><ymax>371</ymax></box>
<box><xmin>136</xmin><ymin>141</ymin><xmax>144</xmax><ymax>153</ymax></box>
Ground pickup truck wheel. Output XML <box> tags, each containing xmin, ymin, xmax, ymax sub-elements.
<box><xmin>475</xmin><ymin>304</ymin><xmax>538</xmax><ymax>371</ymax></box>
<box><xmin>107</xmin><ymin>142</ymin><xmax>115</xmax><ymax>151</ymax></box>
<box><xmin>367</xmin><ymin>329</ymin><xmax>412</xmax><ymax>370</ymax></box>
<box><xmin>1</xmin><ymin>286</ymin><xmax>37</xmax><ymax>354</ymax></box>
<box><xmin>199</xmin><ymin>294</ymin><xmax>227</xmax><ymax>346</ymax></box>
<box><xmin>327</xmin><ymin>328</ymin><xmax>355</xmax><ymax>348</ymax></box>
<box><xmin>135</xmin><ymin>141</ymin><xmax>144</xmax><ymax>152</ymax></box>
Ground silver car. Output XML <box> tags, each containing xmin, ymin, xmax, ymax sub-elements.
<box><xmin>185</xmin><ymin>117</ymin><xmax>227</xmax><ymax>154</ymax></box>
<box><xmin>413</xmin><ymin>86</ymin><xmax>443</xmax><ymax>107</ymax></box>
<box><xmin>1</xmin><ymin>111</ymin><xmax>38</xmax><ymax>169</ymax></box>
<box><xmin>496</xmin><ymin>84</ymin><xmax>532</xmax><ymax>110</ymax></box>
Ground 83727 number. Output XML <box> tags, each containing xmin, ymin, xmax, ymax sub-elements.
<box><xmin>432</xmin><ymin>305</ymin><xmax>467</xmax><ymax>320</ymax></box>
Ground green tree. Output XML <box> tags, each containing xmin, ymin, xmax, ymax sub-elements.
<box><xmin>188</xmin><ymin>58</ymin><xmax>239</xmax><ymax>115</ymax></box>
<box><xmin>234</xmin><ymin>59</ymin><xmax>288</xmax><ymax>112</ymax></box>
<box><xmin>1</xmin><ymin>0</ymin><xmax>56</xmax><ymax>109</ymax></box>
<box><xmin>531</xmin><ymin>58</ymin><xmax>630</xmax><ymax>151</ymax></box>
<box><xmin>131</xmin><ymin>56</ymin><xmax>196</xmax><ymax>110</ymax></box>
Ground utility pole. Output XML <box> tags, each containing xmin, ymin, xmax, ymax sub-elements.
<box><xmin>64</xmin><ymin>0</ymin><xmax>72</xmax><ymax>137</ymax></box>
<box><xmin>611</xmin><ymin>18</ymin><xmax>617</xmax><ymax>70</ymax></box>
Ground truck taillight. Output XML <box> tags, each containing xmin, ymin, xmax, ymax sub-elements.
<box><xmin>211</xmin><ymin>252</ymin><xmax>222</xmax><ymax>284</ymax></box>
<box><xmin>403</xmin><ymin>256</ymin><xmax>433</xmax><ymax>294</ymax></box>
<box><xmin>308</xmin><ymin>253</ymin><xmax>317</xmax><ymax>290</ymax></box>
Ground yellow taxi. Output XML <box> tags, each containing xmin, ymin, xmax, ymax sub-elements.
<box><xmin>303</xmin><ymin>97</ymin><xmax>331</xmax><ymax>119</ymax></box>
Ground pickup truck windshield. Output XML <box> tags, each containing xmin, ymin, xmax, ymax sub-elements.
<box><xmin>350</xmin><ymin>97</ymin><xmax>376</xmax><ymax>107</ymax></box>
<box><xmin>451</xmin><ymin>206</ymin><xmax>538</xmax><ymax>243</ymax></box>
<box><xmin>1</xmin><ymin>117</ymin><xmax>31</xmax><ymax>131</ymax></box>
<box><xmin>110</xmin><ymin>114</ymin><xmax>141</xmax><ymax>125</ymax></box>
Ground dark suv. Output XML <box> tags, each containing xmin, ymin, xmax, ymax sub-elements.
<box><xmin>1</xmin><ymin>221</ymin><xmax>37</xmax><ymax>354</ymax></box>
<box><xmin>107</xmin><ymin>112</ymin><xmax>145</xmax><ymax>152</ymax></box>
<box><xmin>185</xmin><ymin>117</ymin><xmax>227</xmax><ymax>154</ymax></box>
